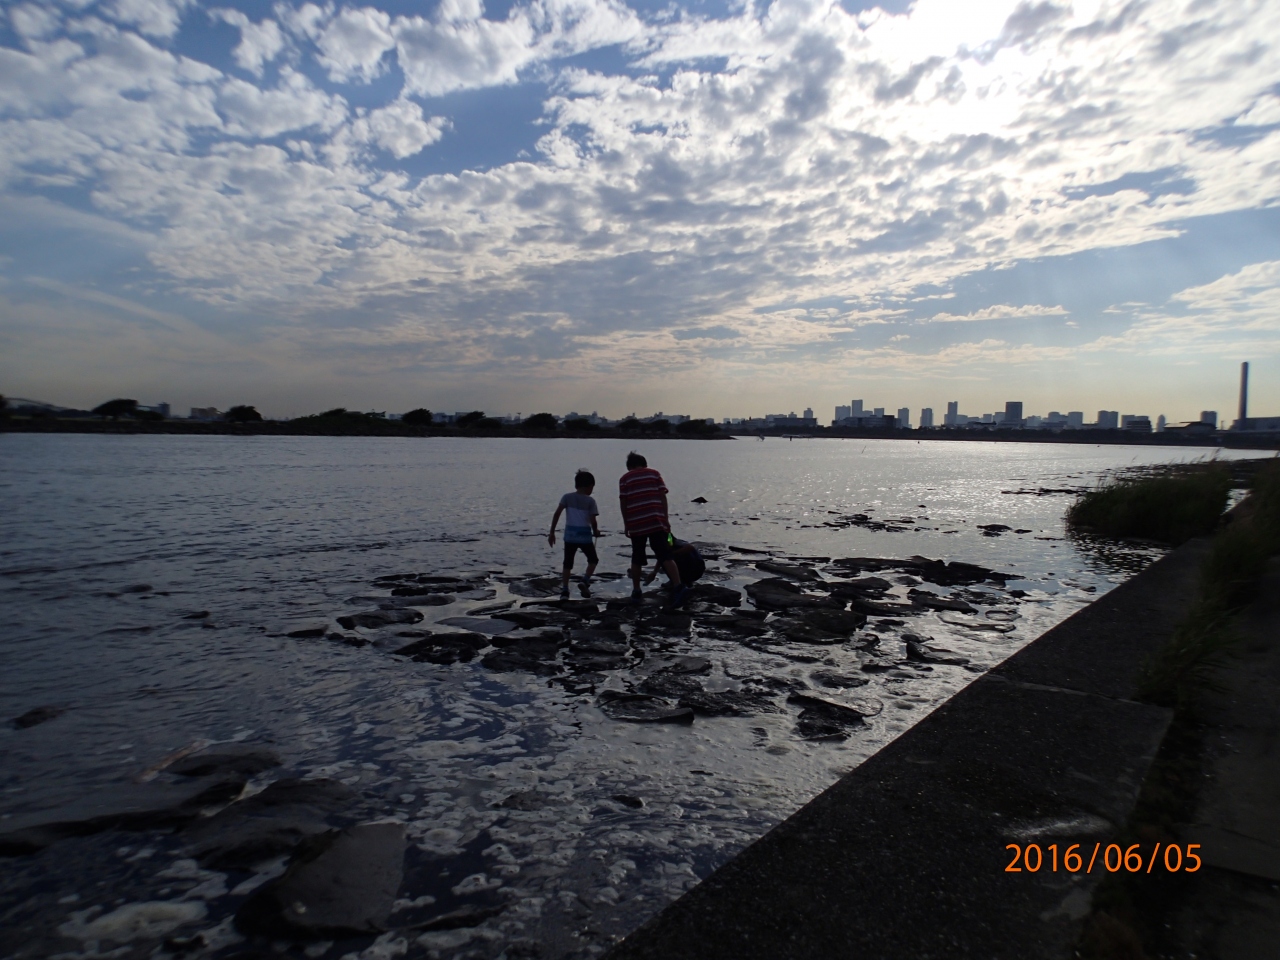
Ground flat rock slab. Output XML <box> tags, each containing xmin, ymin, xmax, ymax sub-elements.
<box><xmin>435</xmin><ymin>616</ymin><xmax>517</xmax><ymax>635</ymax></box>
<box><xmin>237</xmin><ymin>822</ymin><xmax>406</xmax><ymax>938</ymax></box>
<box><xmin>168</xmin><ymin>746</ymin><xmax>282</xmax><ymax>779</ymax></box>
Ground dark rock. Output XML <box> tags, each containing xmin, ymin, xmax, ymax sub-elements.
<box><xmin>182</xmin><ymin>611</ymin><xmax>210</xmax><ymax>620</ymax></box>
<box><xmin>756</xmin><ymin>560</ymin><xmax>821</xmax><ymax>582</ymax></box>
<box><xmin>612</xmin><ymin>795</ymin><xmax>645</xmax><ymax>808</ymax></box>
<box><xmin>121</xmin><ymin>584</ymin><xmax>153</xmax><ymax>594</ymax></box>
<box><xmin>847</xmin><ymin>597</ymin><xmax>921</xmax><ymax>616</ymax></box>
<box><xmin>287</xmin><ymin>626</ymin><xmax>328</xmax><ymax>639</ymax></box>
<box><xmin>690</xmin><ymin>584</ymin><xmax>742</xmax><ymax>606</ymax></box>
<box><xmin>773</xmin><ymin>620</ymin><xmax>846</xmax><ymax>645</ymax></box>
<box><xmin>740</xmin><ymin>675</ymin><xmax>809</xmax><ymax>695</ymax></box>
<box><xmin>1015</xmin><ymin>529</ymin><xmax>1032</xmax><ymax>534</ymax></box>
<box><xmin>978</xmin><ymin>524</ymin><xmax>1011</xmax><ymax>536</ymax></box>
<box><xmin>328</xmin><ymin>632</ymin><xmax>369</xmax><ymax>647</ymax></box>
<box><xmin>568</xmin><ymin>628</ymin><xmax>628</xmax><ymax>652</ymax></box>
<box><xmin>799</xmin><ymin>608</ymin><xmax>867</xmax><ymax>635</ymax></box>
<box><xmin>481</xmin><ymin>637</ymin><xmax>563</xmax><ymax>674</ymax></box>
<box><xmin>508</xmin><ymin>577</ymin><xmax>563</xmax><ymax>598</ymax></box>
<box><xmin>678</xmin><ymin>690</ymin><xmax>778</xmax><ymax>716</ymax></box>
<box><xmin>597</xmin><ymin>691</ymin><xmax>694</xmax><ymax>724</ymax></box>
<box><xmin>829</xmin><ymin>576</ymin><xmax>892</xmax><ymax>594</ymax></box>
<box><xmin>904</xmin><ymin>637</ymin><xmax>971</xmax><ymax>666</ymax></box>
<box><xmin>436</xmin><ymin>616</ymin><xmax>517</xmax><ymax>635</ymax></box>
<box><xmin>810</xmin><ymin>671</ymin><xmax>871</xmax><ymax>689</ymax></box>
<box><xmin>745</xmin><ymin>578</ymin><xmax>839</xmax><ymax>612</ymax></box>
<box><xmin>337</xmin><ymin>609</ymin><xmax>425</xmax><ymax>630</ymax></box>
<box><xmin>789</xmin><ymin>693</ymin><xmax>875</xmax><ymax>740</ymax></box>
<box><xmin>907</xmin><ymin>590</ymin><xmax>978</xmax><ymax>614</ymax></box>
<box><xmin>11</xmin><ymin>706</ymin><xmax>64</xmax><ymax>729</ymax></box>
<box><xmin>691</xmin><ymin>496</ymin><xmax>708</xmax><ymax>504</ymax></box>
<box><xmin>394</xmin><ymin>633</ymin><xmax>489</xmax><ymax>664</ymax></box>
<box><xmin>413</xmin><ymin>904</ymin><xmax>506</xmax><ymax>932</ymax></box>
<box><xmin>236</xmin><ymin>822</ymin><xmax>405</xmax><ymax>938</ymax></box>
<box><xmin>185</xmin><ymin>778</ymin><xmax>357</xmax><ymax>870</ymax></box>
<box><xmin>168</xmin><ymin>747</ymin><xmax>282</xmax><ymax>779</ymax></box>
<box><xmin>700</xmin><ymin>615</ymin><xmax>771</xmax><ymax>637</ymax></box>
<box><xmin>639</xmin><ymin>673</ymin><xmax>705</xmax><ymax>698</ymax></box>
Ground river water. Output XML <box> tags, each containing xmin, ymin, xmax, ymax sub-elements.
<box><xmin>0</xmin><ymin>435</ymin><xmax>1254</xmax><ymax>959</ymax></box>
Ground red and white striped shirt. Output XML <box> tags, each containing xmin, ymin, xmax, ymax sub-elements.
<box><xmin>619</xmin><ymin>467</ymin><xmax>670</xmax><ymax>536</ymax></box>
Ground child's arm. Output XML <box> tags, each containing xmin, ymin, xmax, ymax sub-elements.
<box><xmin>548</xmin><ymin>504</ymin><xmax>564</xmax><ymax>546</ymax></box>
<box><xmin>591</xmin><ymin>503</ymin><xmax>601</xmax><ymax>538</ymax></box>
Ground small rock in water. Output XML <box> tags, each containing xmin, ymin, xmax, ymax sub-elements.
<box><xmin>690</xmin><ymin>496</ymin><xmax>708</xmax><ymax>504</ymax></box>
<box><xmin>904</xmin><ymin>637</ymin><xmax>971</xmax><ymax>665</ymax></box>
<box><xmin>337</xmin><ymin>609</ymin><xmax>424</xmax><ymax>630</ymax></box>
<box><xmin>689</xmin><ymin>584</ymin><xmax>742</xmax><ymax>606</ymax></box>
<box><xmin>11</xmin><ymin>706</ymin><xmax>65</xmax><ymax>730</ymax></box>
<box><xmin>788</xmin><ymin>693</ymin><xmax>877</xmax><ymax>740</ymax></box>
<box><xmin>435</xmin><ymin>616</ymin><xmax>517</xmax><ymax>635</ymax></box>
<box><xmin>611</xmin><ymin>795</ymin><xmax>644</xmax><ymax>808</ymax></box>
<box><xmin>810</xmin><ymin>670</ymin><xmax>870</xmax><ymax>689</ymax></box>
<box><xmin>286</xmin><ymin>625</ymin><xmax>329</xmax><ymax>639</ymax></box>
<box><xmin>168</xmin><ymin>747</ymin><xmax>282</xmax><ymax>779</ymax></box>
<box><xmin>638</xmin><ymin>672</ymin><xmax>704</xmax><ymax>698</ymax></box>
<box><xmin>597</xmin><ymin>691</ymin><xmax>694</xmax><ymax>724</ymax></box>
<box><xmin>756</xmin><ymin>560</ymin><xmax>821</xmax><ymax>582</ymax></box>
<box><xmin>236</xmin><ymin>822</ymin><xmax>406</xmax><ymax>938</ymax></box>
<box><xmin>978</xmin><ymin>524</ymin><xmax>1011</xmax><ymax>537</ymax></box>
<box><xmin>678</xmin><ymin>690</ymin><xmax>778</xmax><ymax>717</ymax></box>
<box><xmin>181</xmin><ymin>611</ymin><xmax>210</xmax><ymax>620</ymax></box>
<box><xmin>395</xmin><ymin>633</ymin><xmax>489</xmax><ymax>664</ymax></box>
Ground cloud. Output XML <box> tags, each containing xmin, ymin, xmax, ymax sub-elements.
<box><xmin>316</xmin><ymin>6</ymin><xmax>395</xmax><ymax>83</ymax></box>
<box><xmin>218</xmin><ymin>69</ymin><xmax>347</xmax><ymax>139</ymax></box>
<box><xmin>212</xmin><ymin>9</ymin><xmax>286</xmax><ymax>76</ymax></box>
<box><xmin>353</xmin><ymin>100</ymin><xmax>449</xmax><ymax>157</ymax></box>
<box><xmin>927</xmin><ymin>303</ymin><xmax>1068</xmax><ymax>322</ymax></box>
<box><xmin>104</xmin><ymin>0</ymin><xmax>193</xmax><ymax>39</ymax></box>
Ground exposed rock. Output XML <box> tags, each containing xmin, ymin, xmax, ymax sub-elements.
<box><xmin>907</xmin><ymin>590</ymin><xmax>978</xmax><ymax>614</ymax></box>
<box><xmin>507</xmin><ymin>577</ymin><xmax>563</xmax><ymax>598</ymax></box>
<box><xmin>286</xmin><ymin>625</ymin><xmax>328</xmax><ymax>639</ymax></box>
<box><xmin>847</xmin><ymin>597</ymin><xmax>922</xmax><ymax>617</ymax></box>
<box><xmin>184</xmin><ymin>778</ymin><xmax>357</xmax><ymax>870</ymax></box>
<box><xmin>168</xmin><ymin>747</ymin><xmax>282</xmax><ymax>779</ymax></box>
<box><xmin>978</xmin><ymin>524</ymin><xmax>1011</xmax><ymax>536</ymax></box>
<box><xmin>699</xmin><ymin>615</ymin><xmax>771</xmax><ymax>637</ymax></box>
<box><xmin>904</xmin><ymin>638</ymin><xmax>971</xmax><ymax>666</ymax></box>
<box><xmin>798</xmin><ymin>608</ymin><xmax>867</xmax><ymax>635</ymax></box>
<box><xmin>496</xmin><ymin>609</ymin><xmax>577</xmax><ymax>629</ymax></box>
<box><xmin>327</xmin><ymin>632</ymin><xmax>369</xmax><ymax>647</ymax></box>
<box><xmin>638</xmin><ymin>673</ymin><xmax>705</xmax><ymax>698</ymax></box>
<box><xmin>756</xmin><ymin>561</ymin><xmax>821</xmax><ymax>582</ymax></box>
<box><xmin>690</xmin><ymin>584</ymin><xmax>742</xmax><ymax>606</ymax></box>
<box><xmin>772</xmin><ymin>620</ymin><xmax>846</xmax><ymax>645</ymax></box>
<box><xmin>678</xmin><ymin>690</ymin><xmax>778</xmax><ymax>716</ymax></box>
<box><xmin>691</xmin><ymin>497</ymin><xmax>708</xmax><ymax>504</ymax></box>
<box><xmin>481</xmin><ymin>637</ymin><xmax>563</xmax><ymax>675</ymax></box>
<box><xmin>336</xmin><ymin>609</ymin><xmax>425</xmax><ymax>630</ymax></box>
<box><xmin>612</xmin><ymin>795</ymin><xmax>645</xmax><ymax>808</ymax></box>
<box><xmin>597</xmin><ymin>691</ymin><xmax>694</xmax><ymax>724</ymax></box>
<box><xmin>788</xmin><ymin>693</ymin><xmax>875</xmax><ymax>740</ymax></box>
<box><xmin>11</xmin><ymin>706</ymin><xmax>64</xmax><ymax>730</ymax></box>
<box><xmin>236</xmin><ymin>822</ymin><xmax>405</xmax><ymax>938</ymax></box>
<box><xmin>394</xmin><ymin>633</ymin><xmax>490</xmax><ymax>664</ymax></box>
<box><xmin>745</xmin><ymin>578</ymin><xmax>840</xmax><ymax>611</ymax></box>
<box><xmin>436</xmin><ymin>616</ymin><xmax>517</xmax><ymax>635</ymax></box>
<box><xmin>810</xmin><ymin>670</ymin><xmax>871</xmax><ymax>689</ymax></box>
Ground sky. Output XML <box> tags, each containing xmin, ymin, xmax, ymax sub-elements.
<box><xmin>0</xmin><ymin>0</ymin><xmax>1278</xmax><ymax>422</ymax></box>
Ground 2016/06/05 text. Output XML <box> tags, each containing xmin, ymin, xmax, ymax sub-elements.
<box><xmin>1005</xmin><ymin>843</ymin><xmax>1203</xmax><ymax>874</ymax></box>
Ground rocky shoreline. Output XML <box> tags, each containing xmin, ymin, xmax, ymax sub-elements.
<box><xmin>2</xmin><ymin>545</ymin><xmax>1039</xmax><ymax>959</ymax></box>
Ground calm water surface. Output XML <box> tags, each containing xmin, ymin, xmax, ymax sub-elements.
<box><xmin>0</xmin><ymin>435</ymin><xmax>1253</xmax><ymax>958</ymax></box>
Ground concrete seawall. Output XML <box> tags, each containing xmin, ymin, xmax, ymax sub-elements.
<box><xmin>605</xmin><ymin>539</ymin><xmax>1210</xmax><ymax>960</ymax></box>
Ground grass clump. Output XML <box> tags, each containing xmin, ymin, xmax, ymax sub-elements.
<box><xmin>1138</xmin><ymin>460</ymin><xmax>1280</xmax><ymax>707</ymax></box>
<box><xmin>1066</xmin><ymin>463</ymin><xmax>1231</xmax><ymax>545</ymax></box>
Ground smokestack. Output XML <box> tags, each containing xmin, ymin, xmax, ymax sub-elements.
<box><xmin>1239</xmin><ymin>361</ymin><xmax>1249</xmax><ymax>422</ymax></box>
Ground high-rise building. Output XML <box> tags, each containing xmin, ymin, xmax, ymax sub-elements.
<box><xmin>803</xmin><ymin>407</ymin><xmax>814</xmax><ymax>421</ymax></box>
<box><xmin>920</xmin><ymin>407</ymin><xmax>934</xmax><ymax>428</ymax></box>
<box><xmin>852</xmin><ymin>400</ymin><xmax>864</xmax><ymax>416</ymax></box>
<box><xmin>835</xmin><ymin>405</ymin><xmax>852</xmax><ymax>421</ymax></box>
<box><xmin>1156</xmin><ymin>415</ymin><xmax>1166</xmax><ymax>432</ymax></box>
<box><xmin>1004</xmin><ymin>401</ymin><xmax>1023</xmax><ymax>426</ymax></box>
<box><xmin>1097</xmin><ymin>410</ymin><xmax>1119</xmax><ymax>429</ymax></box>
<box><xmin>944</xmin><ymin>400</ymin><xmax>959</xmax><ymax>427</ymax></box>
<box><xmin>1067</xmin><ymin>411</ymin><xmax>1084</xmax><ymax>428</ymax></box>
<box><xmin>873</xmin><ymin>407</ymin><xmax>884</xmax><ymax>417</ymax></box>
<box><xmin>156</xmin><ymin>402</ymin><xmax>170</xmax><ymax>418</ymax></box>
<box><xmin>897</xmin><ymin>407</ymin><xmax>910</xmax><ymax>428</ymax></box>
<box><xmin>1200</xmin><ymin>410</ymin><xmax>1217</xmax><ymax>426</ymax></box>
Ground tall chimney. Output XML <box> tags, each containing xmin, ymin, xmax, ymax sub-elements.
<box><xmin>1239</xmin><ymin>361</ymin><xmax>1249</xmax><ymax>422</ymax></box>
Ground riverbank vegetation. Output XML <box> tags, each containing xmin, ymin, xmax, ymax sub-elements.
<box><xmin>1065</xmin><ymin>462</ymin><xmax>1232</xmax><ymax>545</ymax></box>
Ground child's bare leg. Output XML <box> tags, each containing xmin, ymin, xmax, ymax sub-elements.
<box><xmin>585</xmin><ymin>560</ymin><xmax>597</xmax><ymax>581</ymax></box>
<box><xmin>662</xmin><ymin>558</ymin><xmax>682</xmax><ymax>586</ymax></box>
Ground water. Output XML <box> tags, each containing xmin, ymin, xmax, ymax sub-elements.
<box><xmin>0</xmin><ymin>435</ymin><xmax>1254</xmax><ymax>959</ymax></box>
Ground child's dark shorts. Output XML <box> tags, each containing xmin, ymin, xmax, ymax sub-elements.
<box><xmin>629</xmin><ymin>531</ymin><xmax>672</xmax><ymax>568</ymax></box>
<box><xmin>563</xmin><ymin>541</ymin><xmax>598</xmax><ymax>567</ymax></box>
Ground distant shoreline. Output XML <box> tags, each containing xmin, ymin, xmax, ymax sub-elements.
<box><xmin>3</xmin><ymin>417</ymin><xmax>1277</xmax><ymax>449</ymax></box>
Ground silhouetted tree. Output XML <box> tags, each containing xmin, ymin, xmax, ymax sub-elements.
<box><xmin>456</xmin><ymin>411</ymin><xmax>487</xmax><ymax>428</ymax></box>
<box><xmin>474</xmin><ymin>417</ymin><xmax>503</xmax><ymax>430</ymax></box>
<box><xmin>0</xmin><ymin>395</ymin><xmax>8</xmax><ymax>420</ymax></box>
<box><xmin>133</xmin><ymin>409</ymin><xmax>165</xmax><ymax>421</ymax></box>
<box><xmin>618</xmin><ymin>417</ymin><xmax>642</xmax><ymax>431</ymax></box>
<box><xmin>676</xmin><ymin>419</ymin><xmax>719</xmax><ymax>435</ymax></box>
<box><xmin>564</xmin><ymin>418</ymin><xmax>599</xmax><ymax>432</ymax></box>
<box><xmin>402</xmin><ymin>408</ymin><xmax>434</xmax><ymax>426</ymax></box>
<box><xmin>521</xmin><ymin>412</ymin><xmax>559</xmax><ymax>432</ymax></box>
<box><xmin>317</xmin><ymin>407</ymin><xmax>349</xmax><ymax>418</ymax></box>
<box><xmin>646</xmin><ymin>418</ymin><xmax>671</xmax><ymax>434</ymax></box>
<box><xmin>225</xmin><ymin>405</ymin><xmax>263</xmax><ymax>423</ymax></box>
<box><xmin>92</xmin><ymin>398</ymin><xmax>138</xmax><ymax>420</ymax></box>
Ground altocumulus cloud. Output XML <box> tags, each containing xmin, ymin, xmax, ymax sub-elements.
<box><xmin>1</xmin><ymin>0</ymin><xmax>1279</xmax><ymax>413</ymax></box>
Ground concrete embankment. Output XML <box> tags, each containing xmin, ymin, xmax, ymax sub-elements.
<box><xmin>606</xmin><ymin>540</ymin><xmax>1211</xmax><ymax>960</ymax></box>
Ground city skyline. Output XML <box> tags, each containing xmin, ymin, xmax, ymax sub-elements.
<box><xmin>1</xmin><ymin>0</ymin><xmax>1278</xmax><ymax>418</ymax></box>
